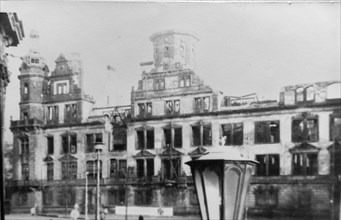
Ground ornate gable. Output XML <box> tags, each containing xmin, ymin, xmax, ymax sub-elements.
<box><xmin>160</xmin><ymin>146</ymin><xmax>182</xmax><ymax>158</ymax></box>
<box><xmin>328</xmin><ymin>141</ymin><xmax>341</xmax><ymax>152</ymax></box>
<box><xmin>43</xmin><ymin>155</ymin><xmax>54</xmax><ymax>162</ymax></box>
<box><xmin>188</xmin><ymin>147</ymin><xmax>208</xmax><ymax>159</ymax></box>
<box><xmin>134</xmin><ymin>149</ymin><xmax>155</xmax><ymax>158</ymax></box>
<box><xmin>59</xmin><ymin>154</ymin><xmax>78</xmax><ymax>161</ymax></box>
<box><xmin>289</xmin><ymin>142</ymin><xmax>320</xmax><ymax>153</ymax></box>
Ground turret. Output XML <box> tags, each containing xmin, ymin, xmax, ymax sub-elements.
<box><xmin>18</xmin><ymin>29</ymin><xmax>49</xmax><ymax>121</ymax></box>
<box><xmin>149</xmin><ymin>30</ymin><xmax>199</xmax><ymax>73</ymax></box>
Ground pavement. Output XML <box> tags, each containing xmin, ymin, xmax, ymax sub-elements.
<box><xmin>4</xmin><ymin>213</ymin><xmax>315</xmax><ymax>220</ymax></box>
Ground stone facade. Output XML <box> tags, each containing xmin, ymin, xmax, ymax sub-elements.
<box><xmin>8</xmin><ymin>29</ymin><xmax>341</xmax><ymax>219</ymax></box>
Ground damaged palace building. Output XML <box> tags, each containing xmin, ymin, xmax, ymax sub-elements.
<box><xmin>7</xmin><ymin>30</ymin><xmax>341</xmax><ymax>218</ymax></box>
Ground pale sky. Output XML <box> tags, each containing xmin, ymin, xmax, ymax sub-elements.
<box><xmin>1</xmin><ymin>1</ymin><xmax>340</xmax><ymax>143</ymax></box>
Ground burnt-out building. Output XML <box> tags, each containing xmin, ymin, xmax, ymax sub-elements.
<box><xmin>8</xmin><ymin>29</ymin><xmax>341</xmax><ymax>219</ymax></box>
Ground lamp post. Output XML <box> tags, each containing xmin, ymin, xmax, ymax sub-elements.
<box><xmin>85</xmin><ymin>171</ymin><xmax>89</xmax><ymax>220</ymax></box>
<box><xmin>186</xmin><ymin>147</ymin><xmax>258</xmax><ymax>220</ymax></box>
<box><xmin>94</xmin><ymin>143</ymin><xmax>104</xmax><ymax>220</ymax></box>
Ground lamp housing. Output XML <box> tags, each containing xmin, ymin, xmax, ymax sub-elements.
<box><xmin>186</xmin><ymin>147</ymin><xmax>258</xmax><ymax>220</ymax></box>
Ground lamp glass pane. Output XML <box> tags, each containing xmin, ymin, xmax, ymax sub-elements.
<box><xmin>194</xmin><ymin>168</ymin><xmax>208</xmax><ymax>220</ymax></box>
<box><xmin>237</xmin><ymin>164</ymin><xmax>253</xmax><ymax>220</ymax></box>
<box><xmin>203</xmin><ymin>167</ymin><xmax>221</xmax><ymax>220</ymax></box>
<box><xmin>224</xmin><ymin>165</ymin><xmax>241</xmax><ymax>220</ymax></box>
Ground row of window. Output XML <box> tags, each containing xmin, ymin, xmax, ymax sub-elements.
<box><xmin>20</xmin><ymin>114</ymin><xmax>339</xmax><ymax>160</ymax></box>
<box><xmin>294</xmin><ymin>83</ymin><xmax>341</xmax><ymax>103</ymax></box>
<box><xmin>44</xmin><ymin>130</ymin><xmax>127</xmax><ymax>155</ymax></box>
<box><xmin>42</xmin><ymin>157</ymin><xmax>178</xmax><ymax>181</ymax></box>
<box><xmin>137</xmin><ymin>96</ymin><xmax>210</xmax><ymax>117</ymax></box>
<box><xmin>37</xmin><ymin>149</ymin><xmax>320</xmax><ymax>184</ymax></box>
<box><xmin>139</xmin><ymin>74</ymin><xmax>191</xmax><ymax>92</ymax></box>
<box><xmin>47</xmin><ymin>103</ymin><xmax>77</xmax><ymax>122</ymax></box>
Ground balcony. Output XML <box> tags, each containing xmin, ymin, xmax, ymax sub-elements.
<box><xmin>10</xmin><ymin>118</ymin><xmax>44</xmax><ymax>130</ymax></box>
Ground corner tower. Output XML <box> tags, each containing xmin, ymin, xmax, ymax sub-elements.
<box><xmin>150</xmin><ymin>30</ymin><xmax>199</xmax><ymax>73</ymax></box>
<box><xmin>18</xmin><ymin>29</ymin><xmax>49</xmax><ymax>121</ymax></box>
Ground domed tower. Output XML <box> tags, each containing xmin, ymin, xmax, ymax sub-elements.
<box><xmin>18</xmin><ymin>29</ymin><xmax>49</xmax><ymax>121</ymax></box>
<box><xmin>149</xmin><ymin>30</ymin><xmax>199</xmax><ymax>73</ymax></box>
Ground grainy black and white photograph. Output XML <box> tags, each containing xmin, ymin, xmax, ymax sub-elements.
<box><xmin>0</xmin><ymin>1</ymin><xmax>340</xmax><ymax>220</ymax></box>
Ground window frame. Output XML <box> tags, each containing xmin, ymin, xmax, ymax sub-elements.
<box><xmin>191</xmin><ymin>122</ymin><xmax>212</xmax><ymax>147</ymax></box>
<box><xmin>136</xmin><ymin>128</ymin><xmax>154</xmax><ymax>150</ymax></box>
<box><xmin>291</xmin><ymin>114</ymin><xmax>319</xmax><ymax>143</ymax></box>
<box><xmin>47</xmin><ymin>162</ymin><xmax>54</xmax><ymax>181</ymax></box>
<box><xmin>330</xmin><ymin>113</ymin><xmax>341</xmax><ymax>141</ymax></box>
<box><xmin>254</xmin><ymin>120</ymin><xmax>280</xmax><ymax>144</ymax></box>
<box><xmin>221</xmin><ymin>123</ymin><xmax>244</xmax><ymax>146</ymax></box>
<box><xmin>255</xmin><ymin>154</ymin><xmax>280</xmax><ymax>176</ymax></box>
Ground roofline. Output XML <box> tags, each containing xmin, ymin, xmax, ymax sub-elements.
<box><xmin>149</xmin><ymin>29</ymin><xmax>199</xmax><ymax>41</ymax></box>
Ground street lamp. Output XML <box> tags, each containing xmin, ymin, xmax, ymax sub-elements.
<box><xmin>94</xmin><ymin>143</ymin><xmax>104</xmax><ymax>220</ymax></box>
<box><xmin>186</xmin><ymin>147</ymin><xmax>258</xmax><ymax>220</ymax></box>
<box><xmin>85</xmin><ymin>171</ymin><xmax>89</xmax><ymax>220</ymax></box>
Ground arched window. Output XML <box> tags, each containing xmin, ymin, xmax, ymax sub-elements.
<box><xmin>24</xmin><ymin>83</ymin><xmax>29</xmax><ymax>94</ymax></box>
<box><xmin>296</xmin><ymin>87</ymin><xmax>304</xmax><ymax>102</ymax></box>
<box><xmin>305</xmin><ymin>86</ymin><xmax>315</xmax><ymax>101</ymax></box>
<box><xmin>327</xmin><ymin>83</ymin><xmax>341</xmax><ymax>100</ymax></box>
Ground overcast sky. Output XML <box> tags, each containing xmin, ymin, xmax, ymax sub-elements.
<box><xmin>2</xmin><ymin>1</ymin><xmax>340</xmax><ymax>143</ymax></box>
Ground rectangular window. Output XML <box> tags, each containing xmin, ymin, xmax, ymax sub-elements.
<box><xmin>146</xmin><ymin>103</ymin><xmax>152</xmax><ymax>115</ymax></box>
<box><xmin>146</xmin><ymin>159</ymin><xmax>154</xmax><ymax>177</ymax></box>
<box><xmin>47</xmin><ymin>136</ymin><xmax>54</xmax><ymax>155</ymax></box>
<box><xmin>164</xmin><ymin>128</ymin><xmax>172</xmax><ymax>147</ymax></box>
<box><xmin>165</xmin><ymin>101</ymin><xmax>173</xmax><ymax>113</ymax></box>
<box><xmin>108</xmin><ymin>189</ymin><xmax>126</xmax><ymax>205</ymax></box>
<box><xmin>86</xmin><ymin>160</ymin><xmax>102</xmax><ymax>179</ymax></box>
<box><xmin>61</xmin><ymin>135</ymin><xmax>69</xmax><ymax>154</ymax></box>
<box><xmin>194</xmin><ymin>98</ymin><xmax>202</xmax><ymax>110</ymax></box>
<box><xmin>64</xmin><ymin>104</ymin><xmax>71</xmax><ymax>122</ymax></box>
<box><xmin>255</xmin><ymin>121</ymin><xmax>280</xmax><ymax>144</ymax></box>
<box><xmin>48</xmin><ymin>106</ymin><xmax>53</xmax><ymax>120</ymax></box>
<box><xmin>48</xmin><ymin>106</ymin><xmax>59</xmax><ymax>122</ymax></box>
<box><xmin>47</xmin><ymin>163</ymin><xmax>54</xmax><ymax>180</ymax></box>
<box><xmin>118</xmin><ymin>160</ymin><xmax>127</xmax><ymax>178</ymax></box>
<box><xmin>255</xmin><ymin>154</ymin><xmax>280</xmax><ymax>176</ymax></box>
<box><xmin>330</xmin><ymin>115</ymin><xmax>341</xmax><ymax>141</ymax></box>
<box><xmin>137</xmin><ymin>129</ymin><xmax>154</xmax><ymax>150</ymax></box>
<box><xmin>137</xmin><ymin>130</ymin><xmax>144</xmax><ymax>150</ymax></box>
<box><xmin>165</xmin><ymin>100</ymin><xmax>180</xmax><ymax>114</ymax></box>
<box><xmin>154</xmin><ymin>79</ymin><xmax>165</xmax><ymax>90</ymax></box>
<box><xmin>135</xmin><ymin>190</ymin><xmax>152</xmax><ymax>205</ymax></box>
<box><xmin>110</xmin><ymin>159</ymin><xmax>117</xmax><ymax>178</ymax></box>
<box><xmin>179</xmin><ymin>75</ymin><xmax>190</xmax><ymax>88</ymax></box>
<box><xmin>255</xmin><ymin>186</ymin><xmax>278</xmax><ymax>207</ymax></box>
<box><xmin>203</xmin><ymin>97</ymin><xmax>210</xmax><ymax>110</ymax></box>
<box><xmin>22</xmin><ymin>164</ymin><xmax>29</xmax><ymax>180</ymax></box>
<box><xmin>221</xmin><ymin>123</ymin><xmax>244</xmax><ymax>146</ymax></box>
<box><xmin>54</xmin><ymin>106</ymin><xmax>59</xmax><ymax>121</ymax></box>
<box><xmin>86</xmin><ymin>133</ymin><xmax>103</xmax><ymax>153</ymax></box>
<box><xmin>136</xmin><ymin>159</ymin><xmax>144</xmax><ymax>178</ymax></box>
<box><xmin>203</xmin><ymin>125</ymin><xmax>212</xmax><ymax>146</ymax></box>
<box><xmin>162</xmin><ymin>158</ymin><xmax>180</xmax><ymax>180</ymax></box>
<box><xmin>292</xmin><ymin>153</ymin><xmax>318</xmax><ymax>175</ymax></box>
<box><xmin>113</xmin><ymin>128</ymin><xmax>127</xmax><ymax>151</ymax></box>
<box><xmin>164</xmin><ymin>127</ymin><xmax>182</xmax><ymax>148</ymax></box>
<box><xmin>71</xmin><ymin>104</ymin><xmax>77</xmax><ymax>119</ymax></box>
<box><xmin>135</xmin><ymin>159</ymin><xmax>154</xmax><ymax>178</ymax></box>
<box><xmin>62</xmin><ymin>162</ymin><xmax>78</xmax><ymax>180</ymax></box>
<box><xmin>138</xmin><ymin>103</ymin><xmax>145</xmax><ymax>117</ymax></box>
<box><xmin>70</xmin><ymin>134</ymin><xmax>77</xmax><ymax>154</ymax></box>
<box><xmin>292</xmin><ymin>118</ymin><xmax>318</xmax><ymax>142</ymax></box>
<box><xmin>192</xmin><ymin>126</ymin><xmax>201</xmax><ymax>146</ymax></box>
<box><xmin>21</xmin><ymin>136</ymin><xmax>29</xmax><ymax>165</ymax></box>
<box><xmin>194</xmin><ymin>97</ymin><xmax>210</xmax><ymax>111</ymax></box>
<box><xmin>174</xmin><ymin>128</ymin><xmax>182</xmax><ymax>148</ymax></box>
<box><xmin>146</xmin><ymin>130</ymin><xmax>154</xmax><ymax>149</ymax></box>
